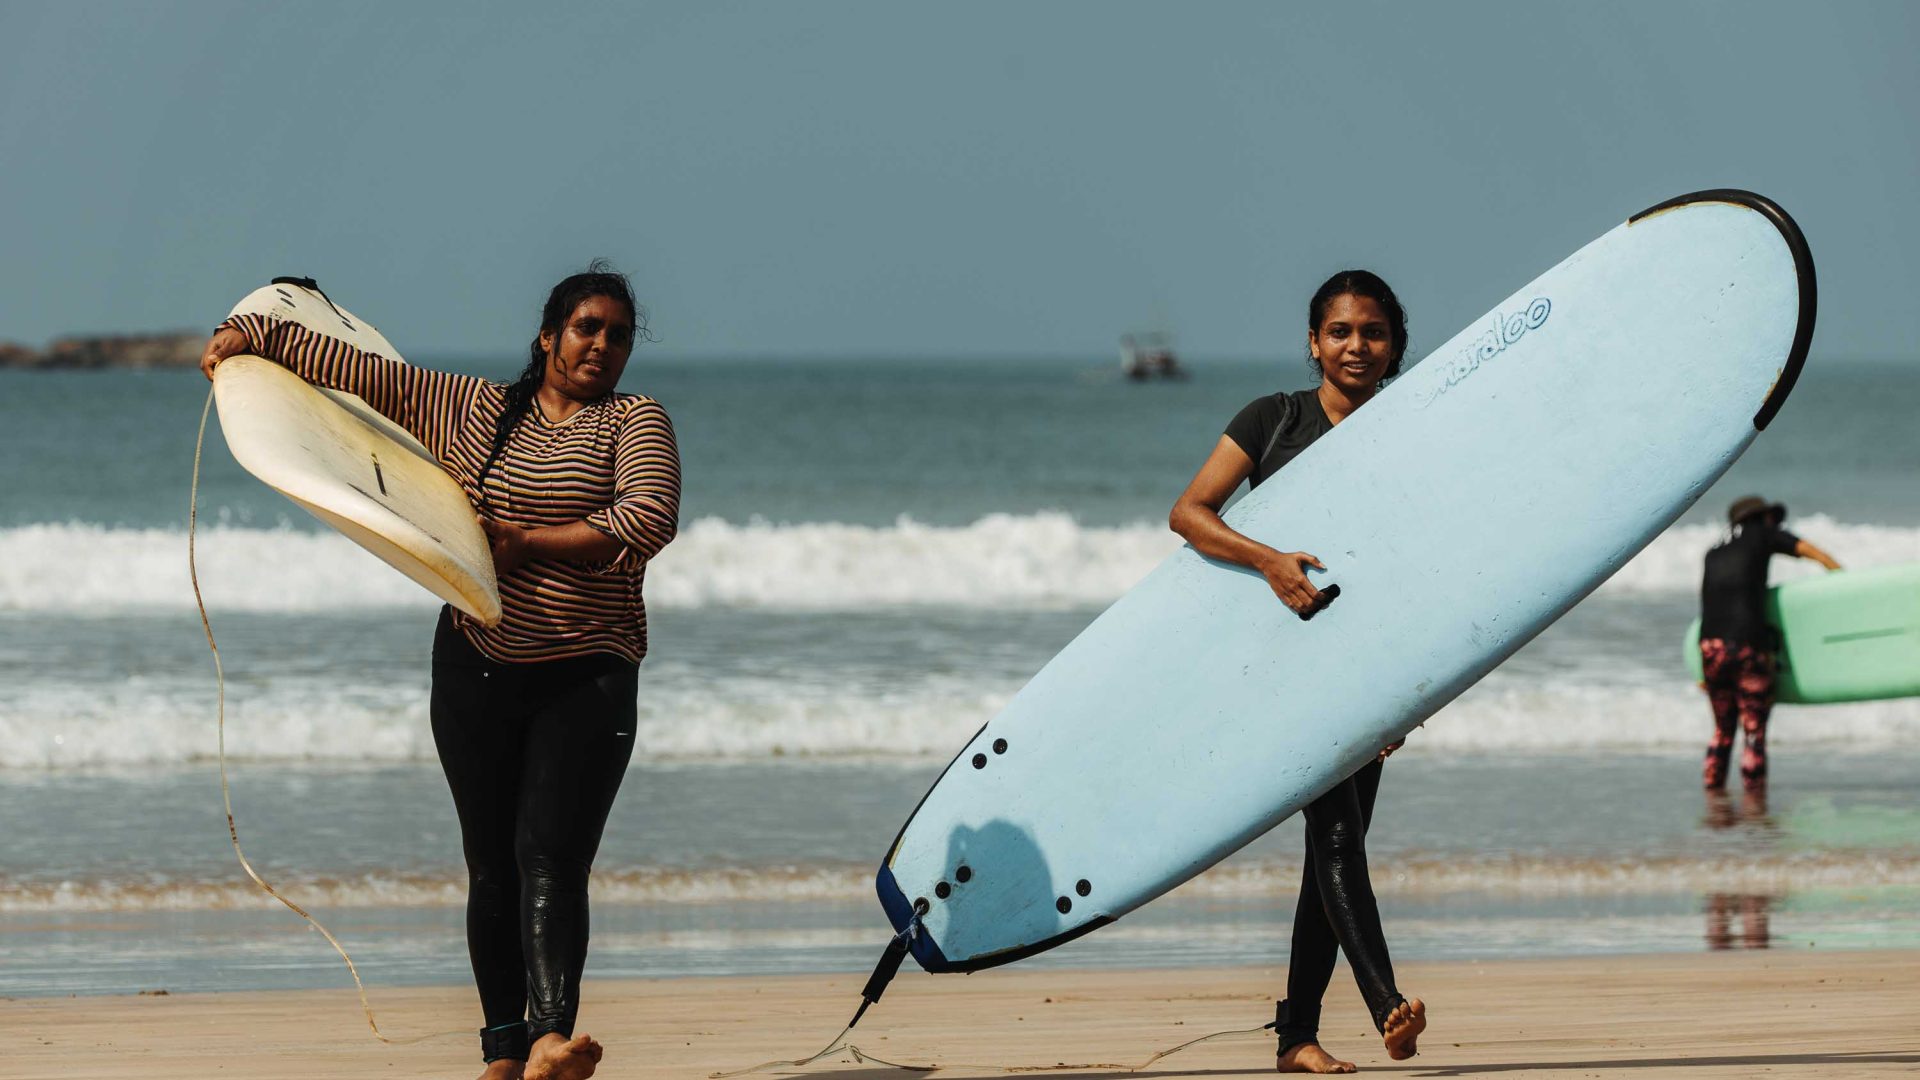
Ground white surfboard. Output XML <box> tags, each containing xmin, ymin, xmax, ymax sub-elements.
<box><xmin>878</xmin><ymin>190</ymin><xmax>1816</xmax><ymax>972</ymax></box>
<box><xmin>213</xmin><ymin>281</ymin><xmax>502</xmax><ymax>625</ymax></box>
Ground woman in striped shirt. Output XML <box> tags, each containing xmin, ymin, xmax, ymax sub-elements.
<box><xmin>202</xmin><ymin>263</ymin><xmax>678</xmax><ymax>1080</ymax></box>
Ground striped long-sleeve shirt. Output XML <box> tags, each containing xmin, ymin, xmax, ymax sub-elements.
<box><xmin>221</xmin><ymin>311</ymin><xmax>681</xmax><ymax>665</ymax></box>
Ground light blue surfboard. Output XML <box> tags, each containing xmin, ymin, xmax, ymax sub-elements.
<box><xmin>877</xmin><ymin>190</ymin><xmax>1815</xmax><ymax>973</ymax></box>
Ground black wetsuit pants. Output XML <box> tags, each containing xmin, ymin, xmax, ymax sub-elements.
<box><xmin>430</xmin><ymin>609</ymin><xmax>638</xmax><ymax>1061</ymax></box>
<box><xmin>1275</xmin><ymin>759</ymin><xmax>1404</xmax><ymax>1053</ymax></box>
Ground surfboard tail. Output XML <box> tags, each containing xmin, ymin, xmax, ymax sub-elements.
<box><xmin>877</xmin><ymin>862</ymin><xmax>1114</xmax><ymax>974</ymax></box>
<box><xmin>876</xmin><ymin>864</ymin><xmax>951</xmax><ymax>972</ymax></box>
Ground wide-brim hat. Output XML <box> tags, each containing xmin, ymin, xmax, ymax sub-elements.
<box><xmin>1727</xmin><ymin>495</ymin><xmax>1786</xmax><ymax>525</ymax></box>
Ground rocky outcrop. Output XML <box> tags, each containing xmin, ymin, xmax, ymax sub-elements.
<box><xmin>0</xmin><ymin>332</ymin><xmax>205</xmax><ymax>369</ymax></box>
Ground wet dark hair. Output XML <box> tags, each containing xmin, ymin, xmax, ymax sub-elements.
<box><xmin>476</xmin><ymin>260</ymin><xmax>650</xmax><ymax>505</ymax></box>
<box><xmin>1306</xmin><ymin>269</ymin><xmax>1407</xmax><ymax>381</ymax></box>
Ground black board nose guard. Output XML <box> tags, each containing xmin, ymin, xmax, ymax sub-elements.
<box><xmin>1626</xmin><ymin>188</ymin><xmax>1816</xmax><ymax>432</ymax></box>
<box><xmin>876</xmin><ymin>864</ymin><xmax>955</xmax><ymax>972</ymax></box>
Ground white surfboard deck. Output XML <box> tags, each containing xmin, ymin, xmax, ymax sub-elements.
<box><xmin>878</xmin><ymin>190</ymin><xmax>1816</xmax><ymax>972</ymax></box>
<box><xmin>213</xmin><ymin>282</ymin><xmax>502</xmax><ymax>626</ymax></box>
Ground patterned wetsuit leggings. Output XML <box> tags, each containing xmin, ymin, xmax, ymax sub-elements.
<box><xmin>1699</xmin><ymin>638</ymin><xmax>1775</xmax><ymax>790</ymax></box>
<box><xmin>430</xmin><ymin>608</ymin><xmax>639</xmax><ymax>1063</ymax></box>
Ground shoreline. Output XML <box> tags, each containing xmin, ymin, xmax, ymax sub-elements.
<box><xmin>10</xmin><ymin>951</ymin><xmax>1919</xmax><ymax>1078</ymax></box>
<box><xmin>0</xmin><ymin>331</ymin><xmax>203</xmax><ymax>369</ymax></box>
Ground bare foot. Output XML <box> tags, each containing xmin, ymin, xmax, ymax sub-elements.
<box><xmin>523</xmin><ymin>1032</ymin><xmax>603</xmax><ymax>1080</ymax></box>
<box><xmin>477</xmin><ymin>1058</ymin><xmax>524</xmax><ymax>1080</ymax></box>
<box><xmin>1382</xmin><ymin>998</ymin><xmax>1426</xmax><ymax>1060</ymax></box>
<box><xmin>1277</xmin><ymin>1040</ymin><xmax>1357</xmax><ymax>1073</ymax></box>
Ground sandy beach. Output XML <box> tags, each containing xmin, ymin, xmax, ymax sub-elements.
<box><xmin>9</xmin><ymin>950</ymin><xmax>1918</xmax><ymax>1079</ymax></box>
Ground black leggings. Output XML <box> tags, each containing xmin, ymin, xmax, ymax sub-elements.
<box><xmin>430</xmin><ymin>609</ymin><xmax>638</xmax><ymax>1061</ymax></box>
<box><xmin>1275</xmin><ymin>759</ymin><xmax>1404</xmax><ymax>1052</ymax></box>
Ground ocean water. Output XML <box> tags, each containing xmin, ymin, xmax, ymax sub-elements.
<box><xmin>1</xmin><ymin>355</ymin><xmax>1917</xmax><ymax>997</ymax></box>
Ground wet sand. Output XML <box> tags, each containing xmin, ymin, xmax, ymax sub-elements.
<box><xmin>8</xmin><ymin>950</ymin><xmax>1918</xmax><ymax>1078</ymax></box>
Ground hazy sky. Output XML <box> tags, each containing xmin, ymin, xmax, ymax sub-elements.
<box><xmin>2</xmin><ymin>2</ymin><xmax>1915</xmax><ymax>361</ymax></box>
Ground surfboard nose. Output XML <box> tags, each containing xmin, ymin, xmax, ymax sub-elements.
<box><xmin>1626</xmin><ymin>188</ymin><xmax>1815</xmax><ymax>431</ymax></box>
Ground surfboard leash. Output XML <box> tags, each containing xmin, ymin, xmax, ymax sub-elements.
<box><xmin>191</xmin><ymin>385</ymin><xmax>454</xmax><ymax>1047</ymax></box>
<box><xmin>711</xmin><ymin>1011</ymin><xmax>1274</xmax><ymax>1076</ymax></box>
<box><xmin>710</xmin><ymin>923</ymin><xmax>1275</xmax><ymax>1076</ymax></box>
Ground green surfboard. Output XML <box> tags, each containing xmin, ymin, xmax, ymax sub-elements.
<box><xmin>1684</xmin><ymin>562</ymin><xmax>1920</xmax><ymax>704</ymax></box>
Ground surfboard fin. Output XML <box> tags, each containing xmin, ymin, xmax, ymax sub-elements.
<box><xmin>269</xmin><ymin>275</ymin><xmax>356</xmax><ymax>329</ymax></box>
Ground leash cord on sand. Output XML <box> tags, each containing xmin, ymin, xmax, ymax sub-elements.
<box><xmin>710</xmin><ymin>1015</ymin><xmax>1275</xmax><ymax>1076</ymax></box>
<box><xmin>191</xmin><ymin>385</ymin><xmax>454</xmax><ymax>1047</ymax></box>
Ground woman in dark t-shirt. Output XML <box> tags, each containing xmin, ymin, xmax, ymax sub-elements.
<box><xmin>1170</xmin><ymin>270</ymin><xmax>1425</xmax><ymax>1073</ymax></box>
<box><xmin>1698</xmin><ymin>497</ymin><xmax>1839</xmax><ymax>790</ymax></box>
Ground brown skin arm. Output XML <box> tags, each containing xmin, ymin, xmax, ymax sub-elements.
<box><xmin>1795</xmin><ymin>539</ymin><xmax>1842</xmax><ymax>571</ymax></box>
<box><xmin>1168</xmin><ymin>435</ymin><xmax>1327</xmax><ymax>615</ymax></box>
<box><xmin>481</xmin><ymin>518</ymin><xmax>626</xmax><ymax>576</ymax></box>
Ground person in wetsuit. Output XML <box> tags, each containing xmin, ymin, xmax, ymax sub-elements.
<box><xmin>202</xmin><ymin>263</ymin><xmax>680</xmax><ymax>1080</ymax></box>
<box><xmin>1698</xmin><ymin>497</ymin><xmax>1839</xmax><ymax>791</ymax></box>
<box><xmin>1169</xmin><ymin>270</ymin><xmax>1425</xmax><ymax>1074</ymax></box>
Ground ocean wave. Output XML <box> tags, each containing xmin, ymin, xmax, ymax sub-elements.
<box><xmin>0</xmin><ymin>866</ymin><xmax>861</xmax><ymax>914</ymax></box>
<box><xmin>0</xmin><ymin>515</ymin><xmax>1174</xmax><ymax>613</ymax></box>
<box><xmin>0</xmin><ymin>672</ymin><xmax>1006</xmax><ymax>769</ymax></box>
<box><xmin>6</xmin><ymin>669</ymin><xmax>1919</xmax><ymax>769</ymax></box>
<box><xmin>0</xmin><ymin>514</ymin><xmax>1912</xmax><ymax>615</ymax></box>
<box><xmin>7</xmin><ymin>851</ymin><xmax>1915</xmax><ymax>914</ymax></box>
<box><xmin>1594</xmin><ymin>515</ymin><xmax>1918</xmax><ymax>594</ymax></box>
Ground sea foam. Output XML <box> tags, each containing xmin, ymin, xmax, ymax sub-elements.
<box><xmin>6</xmin><ymin>850</ymin><xmax>1914</xmax><ymax>913</ymax></box>
<box><xmin>1</xmin><ymin>514</ymin><xmax>1911</xmax><ymax>614</ymax></box>
<box><xmin>6</xmin><ymin>664</ymin><xmax>1918</xmax><ymax>769</ymax></box>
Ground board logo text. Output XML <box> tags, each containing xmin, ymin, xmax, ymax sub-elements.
<box><xmin>1424</xmin><ymin>296</ymin><xmax>1552</xmax><ymax>403</ymax></box>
